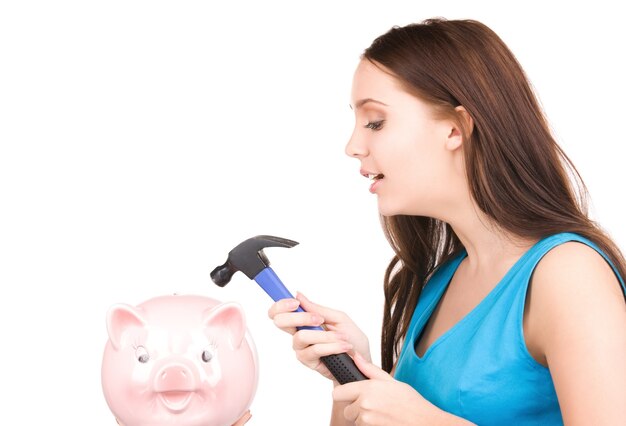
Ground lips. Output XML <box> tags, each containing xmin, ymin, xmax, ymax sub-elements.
<box><xmin>359</xmin><ymin>169</ymin><xmax>383</xmax><ymax>195</ymax></box>
<box><xmin>360</xmin><ymin>169</ymin><xmax>384</xmax><ymax>194</ymax></box>
<box><xmin>158</xmin><ymin>391</ymin><xmax>194</xmax><ymax>412</ymax></box>
<box><xmin>360</xmin><ymin>169</ymin><xmax>385</xmax><ymax>181</ymax></box>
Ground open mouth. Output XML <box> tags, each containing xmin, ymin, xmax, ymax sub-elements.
<box><xmin>361</xmin><ymin>170</ymin><xmax>385</xmax><ymax>181</ymax></box>
<box><xmin>158</xmin><ymin>391</ymin><xmax>194</xmax><ymax>412</ymax></box>
<box><xmin>364</xmin><ymin>172</ymin><xmax>385</xmax><ymax>193</ymax></box>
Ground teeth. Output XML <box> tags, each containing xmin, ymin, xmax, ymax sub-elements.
<box><xmin>362</xmin><ymin>172</ymin><xmax>384</xmax><ymax>180</ymax></box>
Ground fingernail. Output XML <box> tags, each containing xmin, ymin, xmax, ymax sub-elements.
<box><xmin>311</xmin><ymin>314</ymin><xmax>324</xmax><ymax>324</ymax></box>
<box><xmin>286</xmin><ymin>299</ymin><xmax>300</xmax><ymax>310</ymax></box>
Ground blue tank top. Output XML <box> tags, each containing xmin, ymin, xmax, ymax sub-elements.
<box><xmin>393</xmin><ymin>232</ymin><xmax>626</xmax><ymax>425</ymax></box>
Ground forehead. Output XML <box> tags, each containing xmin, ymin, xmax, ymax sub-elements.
<box><xmin>350</xmin><ymin>59</ymin><xmax>417</xmax><ymax>111</ymax></box>
<box><xmin>351</xmin><ymin>60</ymin><xmax>403</xmax><ymax>99</ymax></box>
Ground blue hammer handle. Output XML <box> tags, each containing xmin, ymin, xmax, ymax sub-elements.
<box><xmin>254</xmin><ymin>267</ymin><xmax>367</xmax><ymax>384</ymax></box>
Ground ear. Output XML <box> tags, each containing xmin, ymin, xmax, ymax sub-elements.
<box><xmin>203</xmin><ymin>302</ymin><xmax>246</xmax><ymax>351</ymax></box>
<box><xmin>106</xmin><ymin>303</ymin><xmax>147</xmax><ymax>351</ymax></box>
<box><xmin>445</xmin><ymin>106</ymin><xmax>474</xmax><ymax>151</ymax></box>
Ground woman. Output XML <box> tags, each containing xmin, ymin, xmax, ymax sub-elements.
<box><xmin>269</xmin><ymin>18</ymin><xmax>626</xmax><ymax>425</ymax></box>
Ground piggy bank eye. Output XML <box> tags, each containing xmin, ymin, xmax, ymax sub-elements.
<box><xmin>201</xmin><ymin>348</ymin><xmax>215</xmax><ymax>363</ymax></box>
<box><xmin>135</xmin><ymin>345</ymin><xmax>150</xmax><ymax>363</ymax></box>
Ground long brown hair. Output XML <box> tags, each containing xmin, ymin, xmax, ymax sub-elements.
<box><xmin>362</xmin><ymin>18</ymin><xmax>626</xmax><ymax>373</ymax></box>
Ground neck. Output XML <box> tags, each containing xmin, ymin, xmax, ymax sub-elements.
<box><xmin>444</xmin><ymin>193</ymin><xmax>537</xmax><ymax>277</ymax></box>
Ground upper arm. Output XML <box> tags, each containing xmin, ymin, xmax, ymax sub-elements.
<box><xmin>528</xmin><ymin>241</ymin><xmax>626</xmax><ymax>425</ymax></box>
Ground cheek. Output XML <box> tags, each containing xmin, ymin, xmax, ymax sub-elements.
<box><xmin>386</xmin><ymin>133</ymin><xmax>437</xmax><ymax>181</ymax></box>
<box><xmin>382</xmin><ymin>130</ymin><xmax>449</xmax><ymax>203</ymax></box>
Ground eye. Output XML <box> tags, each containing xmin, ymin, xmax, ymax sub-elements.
<box><xmin>201</xmin><ymin>348</ymin><xmax>215</xmax><ymax>363</ymax></box>
<box><xmin>135</xmin><ymin>345</ymin><xmax>149</xmax><ymax>363</ymax></box>
<box><xmin>365</xmin><ymin>120</ymin><xmax>384</xmax><ymax>131</ymax></box>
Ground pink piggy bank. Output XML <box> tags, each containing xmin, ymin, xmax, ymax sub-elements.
<box><xmin>101</xmin><ymin>294</ymin><xmax>258</xmax><ymax>426</ymax></box>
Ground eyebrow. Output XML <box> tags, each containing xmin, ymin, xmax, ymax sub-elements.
<box><xmin>350</xmin><ymin>98</ymin><xmax>389</xmax><ymax>110</ymax></box>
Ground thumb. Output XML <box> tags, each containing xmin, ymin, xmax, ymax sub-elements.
<box><xmin>353</xmin><ymin>352</ymin><xmax>392</xmax><ymax>381</ymax></box>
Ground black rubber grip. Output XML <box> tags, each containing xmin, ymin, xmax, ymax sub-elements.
<box><xmin>320</xmin><ymin>353</ymin><xmax>368</xmax><ymax>384</ymax></box>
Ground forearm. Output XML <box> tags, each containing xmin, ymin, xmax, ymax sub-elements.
<box><xmin>330</xmin><ymin>399</ymin><xmax>474</xmax><ymax>426</ymax></box>
<box><xmin>433</xmin><ymin>408</ymin><xmax>476</xmax><ymax>426</ymax></box>
<box><xmin>443</xmin><ymin>416</ymin><xmax>476</xmax><ymax>426</ymax></box>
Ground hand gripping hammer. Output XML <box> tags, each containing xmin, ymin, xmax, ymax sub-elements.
<box><xmin>210</xmin><ymin>235</ymin><xmax>367</xmax><ymax>384</ymax></box>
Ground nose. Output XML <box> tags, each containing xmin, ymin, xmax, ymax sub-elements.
<box><xmin>345</xmin><ymin>129</ymin><xmax>368</xmax><ymax>158</ymax></box>
<box><xmin>155</xmin><ymin>363</ymin><xmax>196</xmax><ymax>391</ymax></box>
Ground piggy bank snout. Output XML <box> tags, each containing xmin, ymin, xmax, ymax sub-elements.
<box><xmin>155</xmin><ymin>363</ymin><xmax>197</xmax><ymax>392</ymax></box>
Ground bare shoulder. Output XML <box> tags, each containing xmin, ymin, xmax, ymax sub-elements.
<box><xmin>526</xmin><ymin>241</ymin><xmax>626</xmax><ymax>423</ymax></box>
<box><xmin>528</xmin><ymin>240</ymin><xmax>625</xmax><ymax>333</ymax></box>
<box><xmin>532</xmin><ymin>241</ymin><xmax>624</xmax><ymax>303</ymax></box>
<box><xmin>524</xmin><ymin>241</ymin><xmax>625</xmax><ymax>363</ymax></box>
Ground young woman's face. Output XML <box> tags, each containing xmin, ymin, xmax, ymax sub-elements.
<box><xmin>346</xmin><ymin>59</ymin><xmax>460</xmax><ymax>217</ymax></box>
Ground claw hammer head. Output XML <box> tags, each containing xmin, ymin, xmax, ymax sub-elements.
<box><xmin>210</xmin><ymin>235</ymin><xmax>299</xmax><ymax>286</ymax></box>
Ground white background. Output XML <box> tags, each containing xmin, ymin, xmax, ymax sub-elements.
<box><xmin>1</xmin><ymin>1</ymin><xmax>624</xmax><ymax>425</ymax></box>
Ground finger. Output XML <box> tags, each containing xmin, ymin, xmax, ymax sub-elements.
<box><xmin>292</xmin><ymin>330</ymin><xmax>348</xmax><ymax>350</ymax></box>
<box><xmin>273</xmin><ymin>311</ymin><xmax>325</xmax><ymax>333</ymax></box>
<box><xmin>231</xmin><ymin>410</ymin><xmax>252</xmax><ymax>426</ymax></box>
<box><xmin>296</xmin><ymin>293</ymin><xmax>347</xmax><ymax>324</ymax></box>
<box><xmin>297</xmin><ymin>341</ymin><xmax>354</xmax><ymax>365</ymax></box>
<box><xmin>267</xmin><ymin>298</ymin><xmax>300</xmax><ymax>319</ymax></box>
<box><xmin>353</xmin><ymin>352</ymin><xmax>392</xmax><ymax>381</ymax></box>
<box><xmin>332</xmin><ymin>381</ymin><xmax>364</xmax><ymax>403</ymax></box>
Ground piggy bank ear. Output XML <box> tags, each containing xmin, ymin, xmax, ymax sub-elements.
<box><xmin>106</xmin><ymin>303</ymin><xmax>147</xmax><ymax>350</ymax></box>
<box><xmin>203</xmin><ymin>302</ymin><xmax>246</xmax><ymax>350</ymax></box>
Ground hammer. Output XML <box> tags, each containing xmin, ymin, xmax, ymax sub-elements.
<box><xmin>210</xmin><ymin>235</ymin><xmax>367</xmax><ymax>384</ymax></box>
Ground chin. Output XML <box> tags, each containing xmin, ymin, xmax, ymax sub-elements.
<box><xmin>377</xmin><ymin>201</ymin><xmax>426</xmax><ymax>218</ymax></box>
<box><xmin>376</xmin><ymin>201</ymin><xmax>403</xmax><ymax>217</ymax></box>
